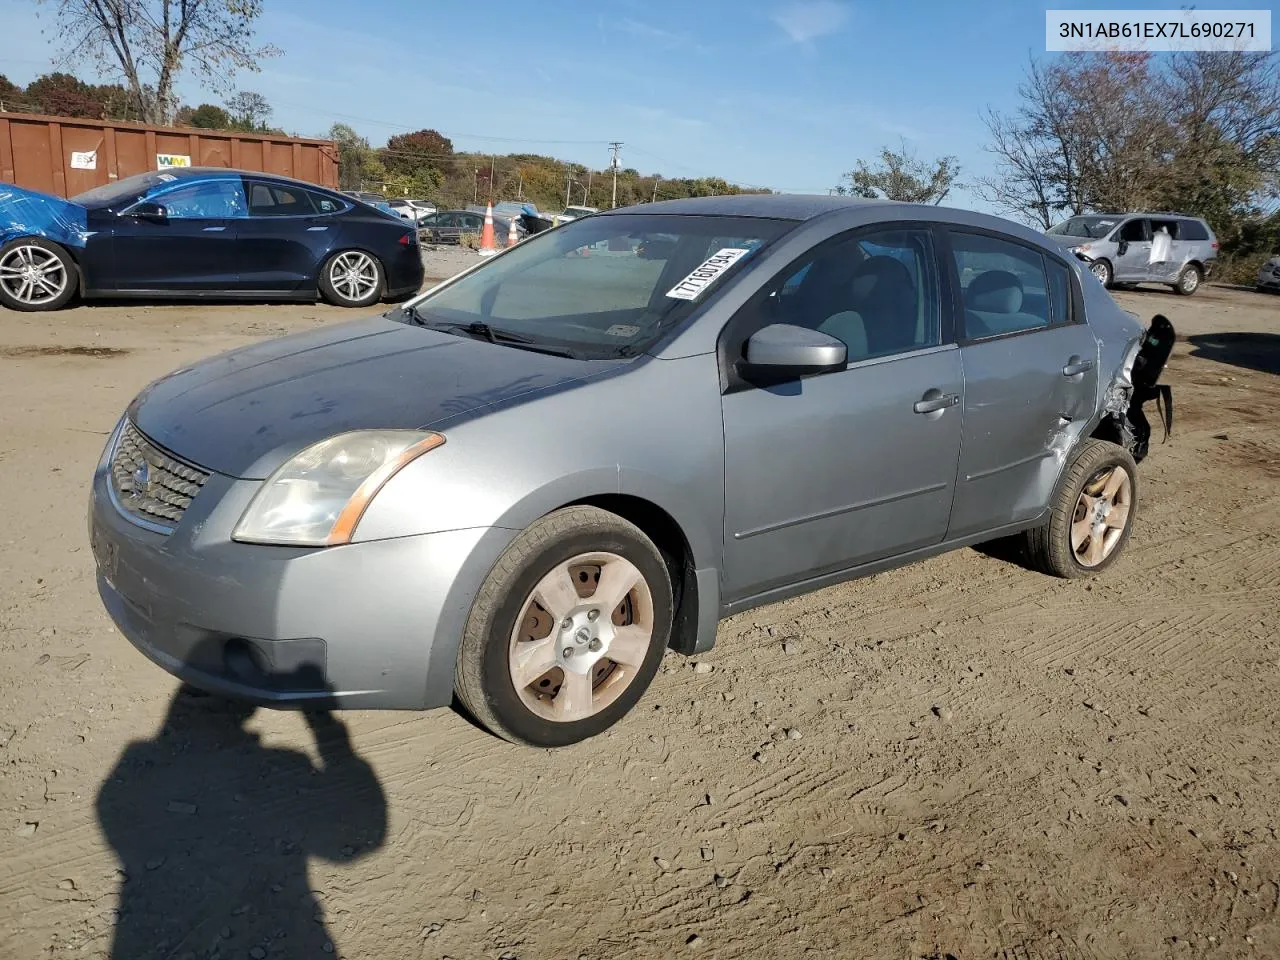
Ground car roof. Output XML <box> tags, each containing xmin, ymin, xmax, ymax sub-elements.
<box><xmin>161</xmin><ymin>166</ymin><xmax>344</xmax><ymax>195</ymax></box>
<box><xmin>597</xmin><ymin>193</ymin><xmax>1065</xmax><ymax>248</ymax></box>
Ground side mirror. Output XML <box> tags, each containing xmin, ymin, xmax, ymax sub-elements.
<box><xmin>739</xmin><ymin>324</ymin><xmax>847</xmax><ymax>379</ymax></box>
<box><xmin>125</xmin><ymin>201</ymin><xmax>167</xmax><ymax>221</ymax></box>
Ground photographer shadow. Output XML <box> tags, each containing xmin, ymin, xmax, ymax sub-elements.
<box><xmin>95</xmin><ymin>662</ymin><xmax>387</xmax><ymax>960</ymax></box>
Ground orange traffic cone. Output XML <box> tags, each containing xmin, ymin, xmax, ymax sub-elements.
<box><xmin>506</xmin><ymin>215</ymin><xmax>519</xmax><ymax>248</ymax></box>
<box><xmin>478</xmin><ymin>203</ymin><xmax>497</xmax><ymax>257</ymax></box>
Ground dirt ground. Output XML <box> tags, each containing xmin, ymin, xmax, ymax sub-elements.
<box><xmin>0</xmin><ymin>279</ymin><xmax>1277</xmax><ymax>960</ymax></box>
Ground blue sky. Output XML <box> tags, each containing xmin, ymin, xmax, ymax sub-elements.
<box><xmin>1</xmin><ymin>0</ymin><xmax>1276</xmax><ymax>211</ymax></box>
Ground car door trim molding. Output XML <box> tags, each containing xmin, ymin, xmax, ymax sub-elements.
<box><xmin>732</xmin><ymin>479</ymin><xmax>950</xmax><ymax>541</ymax></box>
<box><xmin>963</xmin><ymin>449</ymin><xmax>1052</xmax><ymax>483</ymax></box>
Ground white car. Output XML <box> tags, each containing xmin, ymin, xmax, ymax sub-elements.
<box><xmin>559</xmin><ymin>205</ymin><xmax>599</xmax><ymax>222</ymax></box>
<box><xmin>388</xmin><ymin>199</ymin><xmax>437</xmax><ymax>222</ymax></box>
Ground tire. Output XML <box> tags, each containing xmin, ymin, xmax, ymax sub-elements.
<box><xmin>455</xmin><ymin>506</ymin><xmax>674</xmax><ymax>747</ymax></box>
<box><xmin>318</xmin><ymin>249</ymin><xmax>384</xmax><ymax>308</ymax></box>
<box><xmin>1023</xmin><ymin>439</ymin><xmax>1138</xmax><ymax>579</ymax></box>
<box><xmin>1089</xmin><ymin>258</ymin><xmax>1113</xmax><ymax>288</ymax></box>
<box><xmin>0</xmin><ymin>237</ymin><xmax>79</xmax><ymax>311</ymax></box>
<box><xmin>1173</xmin><ymin>263</ymin><xmax>1201</xmax><ymax>296</ymax></box>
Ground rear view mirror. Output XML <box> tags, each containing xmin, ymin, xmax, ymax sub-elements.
<box><xmin>740</xmin><ymin>324</ymin><xmax>847</xmax><ymax>378</ymax></box>
<box><xmin>125</xmin><ymin>201</ymin><xmax>167</xmax><ymax>221</ymax></box>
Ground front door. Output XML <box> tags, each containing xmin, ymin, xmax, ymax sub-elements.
<box><xmin>720</xmin><ymin>225</ymin><xmax>964</xmax><ymax>603</ymax></box>
<box><xmin>111</xmin><ymin>178</ymin><xmax>246</xmax><ymax>292</ymax></box>
<box><xmin>1111</xmin><ymin>217</ymin><xmax>1152</xmax><ymax>283</ymax></box>
<box><xmin>944</xmin><ymin>229</ymin><xmax>1100</xmax><ymax>538</ymax></box>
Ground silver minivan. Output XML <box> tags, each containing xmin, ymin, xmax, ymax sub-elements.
<box><xmin>1047</xmin><ymin>212</ymin><xmax>1218</xmax><ymax>296</ymax></box>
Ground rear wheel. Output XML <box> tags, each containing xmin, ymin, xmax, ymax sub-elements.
<box><xmin>1173</xmin><ymin>263</ymin><xmax>1201</xmax><ymax>296</ymax></box>
<box><xmin>0</xmin><ymin>238</ymin><xmax>78</xmax><ymax>311</ymax></box>
<box><xmin>455</xmin><ymin>506</ymin><xmax>673</xmax><ymax>747</ymax></box>
<box><xmin>318</xmin><ymin>249</ymin><xmax>384</xmax><ymax>307</ymax></box>
<box><xmin>1023</xmin><ymin>439</ymin><xmax>1138</xmax><ymax>578</ymax></box>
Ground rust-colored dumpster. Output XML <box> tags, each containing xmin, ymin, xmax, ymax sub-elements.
<box><xmin>0</xmin><ymin>111</ymin><xmax>340</xmax><ymax>197</ymax></box>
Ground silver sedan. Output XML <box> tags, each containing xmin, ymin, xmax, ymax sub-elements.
<box><xmin>89</xmin><ymin>195</ymin><xmax>1174</xmax><ymax>747</ymax></box>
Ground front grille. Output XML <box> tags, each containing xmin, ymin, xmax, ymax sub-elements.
<box><xmin>109</xmin><ymin>421</ymin><xmax>209</xmax><ymax>530</ymax></box>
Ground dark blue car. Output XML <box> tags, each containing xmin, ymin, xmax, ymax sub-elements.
<box><xmin>0</xmin><ymin>168</ymin><xmax>424</xmax><ymax>311</ymax></box>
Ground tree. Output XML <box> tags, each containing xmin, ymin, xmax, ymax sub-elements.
<box><xmin>835</xmin><ymin>140</ymin><xmax>960</xmax><ymax>204</ymax></box>
<box><xmin>329</xmin><ymin>123</ymin><xmax>385</xmax><ymax>192</ymax></box>
<box><xmin>976</xmin><ymin>51</ymin><xmax>1280</xmax><ymax>229</ymax></box>
<box><xmin>175</xmin><ymin>102</ymin><xmax>233</xmax><ymax>129</ymax></box>
<box><xmin>38</xmin><ymin>0</ymin><xmax>280</xmax><ymax>124</ymax></box>
<box><xmin>224</xmin><ymin>90</ymin><xmax>272</xmax><ymax>131</ymax></box>
<box><xmin>381</xmin><ymin>129</ymin><xmax>454</xmax><ymax>179</ymax></box>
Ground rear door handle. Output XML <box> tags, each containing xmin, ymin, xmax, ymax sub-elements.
<box><xmin>914</xmin><ymin>392</ymin><xmax>960</xmax><ymax>414</ymax></box>
<box><xmin>306</xmin><ymin>226</ymin><xmax>329</xmax><ymax>232</ymax></box>
<box><xmin>1062</xmin><ymin>357</ymin><xmax>1095</xmax><ymax>377</ymax></box>
<box><xmin>201</xmin><ymin>225</ymin><xmax>226</xmax><ymax>232</ymax></box>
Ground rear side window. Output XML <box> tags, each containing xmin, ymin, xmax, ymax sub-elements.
<box><xmin>1045</xmin><ymin>257</ymin><xmax>1074</xmax><ymax>325</ymax></box>
<box><xmin>950</xmin><ymin>232</ymin><xmax>1051</xmax><ymax>339</ymax></box>
<box><xmin>247</xmin><ymin>182</ymin><xmax>317</xmax><ymax>217</ymax></box>
<box><xmin>1150</xmin><ymin>218</ymin><xmax>1179</xmax><ymax>239</ymax></box>
<box><xmin>309</xmin><ymin>192</ymin><xmax>345</xmax><ymax>214</ymax></box>
<box><xmin>1179</xmin><ymin>219</ymin><xmax>1209</xmax><ymax>241</ymax></box>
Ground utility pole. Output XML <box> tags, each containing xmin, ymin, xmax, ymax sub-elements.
<box><xmin>488</xmin><ymin>155</ymin><xmax>495</xmax><ymax>203</ymax></box>
<box><xmin>608</xmin><ymin>142</ymin><xmax>623</xmax><ymax>208</ymax></box>
<box><xmin>652</xmin><ymin>177</ymin><xmax>660</xmax><ymax>203</ymax></box>
<box><xmin>586</xmin><ymin>170</ymin><xmax>593</xmax><ymax>206</ymax></box>
<box><xmin>565</xmin><ymin>167</ymin><xmax>574</xmax><ymax>210</ymax></box>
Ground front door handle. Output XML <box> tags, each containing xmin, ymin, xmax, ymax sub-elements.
<box><xmin>201</xmin><ymin>225</ymin><xmax>226</xmax><ymax>232</ymax></box>
<box><xmin>914</xmin><ymin>391</ymin><xmax>960</xmax><ymax>414</ymax></box>
<box><xmin>1062</xmin><ymin>357</ymin><xmax>1095</xmax><ymax>377</ymax></box>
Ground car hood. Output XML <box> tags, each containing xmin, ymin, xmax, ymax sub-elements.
<box><xmin>129</xmin><ymin>315</ymin><xmax>622</xmax><ymax>479</ymax></box>
<box><xmin>0</xmin><ymin>183</ymin><xmax>89</xmax><ymax>248</ymax></box>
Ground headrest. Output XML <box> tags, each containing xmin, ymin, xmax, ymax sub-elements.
<box><xmin>966</xmin><ymin>270</ymin><xmax>1023</xmax><ymax>313</ymax></box>
<box><xmin>850</xmin><ymin>255</ymin><xmax>914</xmax><ymax>300</ymax></box>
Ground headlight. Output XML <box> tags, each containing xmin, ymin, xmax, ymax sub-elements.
<box><xmin>233</xmin><ymin>430</ymin><xmax>445</xmax><ymax>546</ymax></box>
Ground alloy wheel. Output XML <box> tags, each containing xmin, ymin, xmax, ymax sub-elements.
<box><xmin>0</xmin><ymin>245</ymin><xmax>68</xmax><ymax>305</ymax></box>
<box><xmin>328</xmin><ymin>251</ymin><xmax>378</xmax><ymax>302</ymax></box>
<box><xmin>508</xmin><ymin>551</ymin><xmax>655</xmax><ymax>722</ymax></box>
<box><xmin>1071</xmin><ymin>465</ymin><xmax>1132</xmax><ymax>567</ymax></box>
<box><xmin>1180</xmin><ymin>268</ymin><xmax>1199</xmax><ymax>293</ymax></box>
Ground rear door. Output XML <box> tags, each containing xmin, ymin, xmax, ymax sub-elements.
<box><xmin>1148</xmin><ymin>217</ymin><xmax>1181</xmax><ymax>282</ymax></box>
<box><xmin>237</xmin><ymin>179</ymin><xmax>334</xmax><ymax>292</ymax></box>
<box><xmin>1111</xmin><ymin>217</ymin><xmax>1152</xmax><ymax>282</ymax></box>
<box><xmin>111</xmin><ymin>178</ymin><xmax>246</xmax><ymax>292</ymax></box>
<box><xmin>944</xmin><ymin>229</ymin><xmax>1099</xmax><ymax>539</ymax></box>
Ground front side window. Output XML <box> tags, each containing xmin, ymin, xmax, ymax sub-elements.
<box><xmin>144</xmin><ymin>179</ymin><xmax>247</xmax><ymax>219</ymax></box>
<box><xmin>749</xmin><ymin>227</ymin><xmax>940</xmax><ymax>362</ymax></box>
<box><xmin>951</xmin><ymin>232</ymin><xmax>1052</xmax><ymax>339</ymax></box>
<box><xmin>408</xmin><ymin>213</ymin><xmax>790</xmax><ymax>358</ymax></box>
<box><xmin>1118</xmin><ymin>219</ymin><xmax>1149</xmax><ymax>243</ymax></box>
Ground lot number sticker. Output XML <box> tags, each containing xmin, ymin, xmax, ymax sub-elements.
<box><xmin>665</xmin><ymin>247</ymin><xmax>751</xmax><ymax>300</ymax></box>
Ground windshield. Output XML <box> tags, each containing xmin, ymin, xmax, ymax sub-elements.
<box><xmin>1047</xmin><ymin>215</ymin><xmax>1118</xmax><ymax>239</ymax></box>
<box><xmin>71</xmin><ymin>171</ymin><xmax>177</xmax><ymax>207</ymax></box>
<box><xmin>404</xmin><ymin>213</ymin><xmax>792</xmax><ymax>358</ymax></box>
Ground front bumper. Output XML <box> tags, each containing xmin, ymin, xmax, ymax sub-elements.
<box><xmin>89</xmin><ymin>452</ymin><xmax>516</xmax><ymax>710</ymax></box>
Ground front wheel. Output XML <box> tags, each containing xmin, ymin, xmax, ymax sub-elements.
<box><xmin>455</xmin><ymin>506</ymin><xmax>673</xmax><ymax>747</ymax></box>
<box><xmin>1022</xmin><ymin>439</ymin><xmax>1138</xmax><ymax>578</ymax></box>
<box><xmin>1089</xmin><ymin>258</ymin><xmax>1113</xmax><ymax>288</ymax></box>
<box><xmin>0</xmin><ymin>238</ymin><xmax>78</xmax><ymax>311</ymax></box>
<box><xmin>1173</xmin><ymin>263</ymin><xmax>1201</xmax><ymax>296</ymax></box>
<box><xmin>318</xmin><ymin>249</ymin><xmax>384</xmax><ymax>307</ymax></box>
